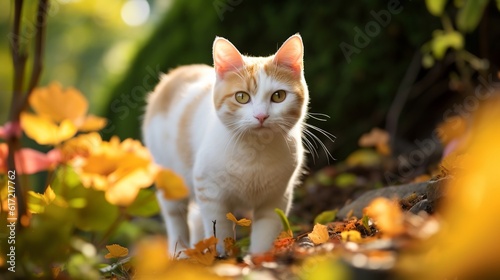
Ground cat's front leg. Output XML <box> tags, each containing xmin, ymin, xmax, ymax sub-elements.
<box><xmin>249</xmin><ymin>193</ymin><xmax>292</xmax><ymax>254</ymax></box>
<box><xmin>197</xmin><ymin>198</ymin><xmax>233</xmax><ymax>256</ymax></box>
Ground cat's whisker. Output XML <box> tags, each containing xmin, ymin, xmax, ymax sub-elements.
<box><xmin>304</xmin><ymin>128</ymin><xmax>335</xmax><ymax>163</ymax></box>
<box><xmin>304</xmin><ymin>123</ymin><xmax>336</xmax><ymax>143</ymax></box>
<box><xmin>301</xmin><ymin>130</ymin><xmax>320</xmax><ymax>161</ymax></box>
<box><xmin>307</xmin><ymin>112</ymin><xmax>331</xmax><ymax>122</ymax></box>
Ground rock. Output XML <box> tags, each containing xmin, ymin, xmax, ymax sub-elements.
<box><xmin>337</xmin><ymin>179</ymin><xmax>448</xmax><ymax>219</ymax></box>
<box><xmin>408</xmin><ymin>199</ymin><xmax>432</xmax><ymax>214</ymax></box>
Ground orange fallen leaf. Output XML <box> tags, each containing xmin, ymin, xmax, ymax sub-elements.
<box><xmin>226</xmin><ymin>212</ymin><xmax>252</xmax><ymax>226</ymax></box>
<box><xmin>223</xmin><ymin>237</ymin><xmax>239</xmax><ymax>257</ymax></box>
<box><xmin>273</xmin><ymin>236</ymin><xmax>295</xmax><ymax>253</ymax></box>
<box><xmin>105</xmin><ymin>244</ymin><xmax>129</xmax><ymax>259</ymax></box>
<box><xmin>364</xmin><ymin>197</ymin><xmax>404</xmax><ymax>237</ymax></box>
<box><xmin>184</xmin><ymin>236</ymin><xmax>218</xmax><ymax>266</ymax></box>
<box><xmin>358</xmin><ymin>127</ymin><xmax>391</xmax><ymax>156</ymax></box>
<box><xmin>308</xmin><ymin>223</ymin><xmax>329</xmax><ymax>245</ymax></box>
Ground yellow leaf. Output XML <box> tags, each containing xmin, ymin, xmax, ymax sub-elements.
<box><xmin>78</xmin><ymin>115</ymin><xmax>107</xmax><ymax>132</ymax></box>
<box><xmin>28</xmin><ymin>186</ymin><xmax>56</xmax><ymax>212</ymax></box>
<box><xmin>401</xmin><ymin>96</ymin><xmax>500</xmax><ymax>279</ymax></box>
<box><xmin>44</xmin><ymin>186</ymin><xmax>56</xmax><ymax>203</ymax></box>
<box><xmin>105</xmin><ymin>244</ymin><xmax>129</xmax><ymax>259</ymax></box>
<box><xmin>340</xmin><ymin>230</ymin><xmax>362</xmax><ymax>242</ymax></box>
<box><xmin>29</xmin><ymin>82</ymin><xmax>88</xmax><ymax>123</ymax></box>
<box><xmin>134</xmin><ymin>237</ymin><xmax>170</xmax><ymax>275</ymax></box>
<box><xmin>156</xmin><ymin>169</ymin><xmax>189</xmax><ymax>200</ymax></box>
<box><xmin>345</xmin><ymin>149</ymin><xmax>382</xmax><ymax>168</ymax></box>
<box><xmin>226</xmin><ymin>212</ymin><xmax>252</xmax><ymax>226</ymax></box>
<box><xmin>363</xmin><ymin>198</ymin><xmax>404</xmax><ymax>237</ymax></box>
<box><xmin>308</xmin><ymin>223</ymin><xmax>329</xmax><ymax>245</ymax></box>
<box><xmin>431</xmin><ymin>30</ymin><xmax>464</xmax><ymax>59</ymax></box>
<box><xmin>21</xmin><ymin>112</ymin><xmax>77</xmax><ymax>145</ymax></box>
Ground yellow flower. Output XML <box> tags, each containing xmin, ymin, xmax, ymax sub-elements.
<box><xmin>60</xmin><ymin>132</ymin><xmax>103</xmax><ymax>162</ymax></box>
<box><xmin>72</xmin><ymin>135</ymin><xmax>158</xmax><ymax>206</ymax></box>
<box><xmin>21</xmin><ymin>82</ymin><xmax>106</xmax><ymax>145</ymax></box>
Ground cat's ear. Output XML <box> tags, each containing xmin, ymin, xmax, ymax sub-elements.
<box><xmin>213</xmin><ymin>37</ymin><xmax>245</xmax><ymax>79</ymax></box>
<box><xmin>273</xmin><ymin>34</ymin><xmax>304</xmax><ymax>74</ymax></box>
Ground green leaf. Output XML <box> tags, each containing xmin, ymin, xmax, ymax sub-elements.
<box><xmin>275</xmin><ymin>208</ymin><xmax>293</xmax><ymax>237</ymax></box>
<box><xmin>426</xmin><ymin>0</ymin><xmax>448</xmax><ymax>16</ymax></box>
<box><xmin>361</xmin><ymin>215</ymin><xmax>371</xmax><ymax>234</ymax></box>
<box><xmin>126</xmin><ymin>188</ymin><xmax>160</xmax><ymax>217</ymax></box>
<box><xmin>235</xmin><ymin>236</ymin><xmax>250</xmax><ymax>249</ymax></box>
<box><xmin>456</xmin><ymin>0</ymin><xmax>489</xmax><ymax>33</ymax></box>
<box><xmin>422</xmin><ymin>53</ymin><xmax>435</xmax><ymax>68</ymax></box>
<box><xmin>314</xmin><ymin>210</ymin><xmax>338</xmax><ymax>225</ymax></box>
<box><xmin>334</xmin><ymin>173</ymin><xmax>357</xmax><ymax>188</ymax></box>
<box><xmin>497</xmin><ymin>0</ymin><xmax>500</xmax><ymax>11</ymax></box>
<box><xmin>27</xmin><ymin>192</ymin><xmax>47</xmax><ymax>214</ymax></box>
<box><xmin>51</xmin><ymin>165</ymin><xmax>84</xmax><ymax>195</ymax></box>
<box><xmin>431</xmin><ymin>30</ymin><xmax>464</xmax><ymax>59</ymax></box>
<box><xmin>74</xmin><ymin>188</ymin><xmax>120</xmax><ymax>232</ymax></box>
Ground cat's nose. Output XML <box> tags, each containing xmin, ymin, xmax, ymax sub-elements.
<box><xmin>254</xmin><ymin>113</ymin><xmax>269</xmax><ymax>125</ymax></box>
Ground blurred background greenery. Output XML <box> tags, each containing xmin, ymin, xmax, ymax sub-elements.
<box><xmin>2</xmin><ymin>0</ymin><xmax>499</xmax><ymax>169</ymax></box>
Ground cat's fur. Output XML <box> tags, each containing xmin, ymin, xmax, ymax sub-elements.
<box><xmin>142</xmin><ymin>34</ymin><xmax>308</xmax><ymax>255</ymax></box>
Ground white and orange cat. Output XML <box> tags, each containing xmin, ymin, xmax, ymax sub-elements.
<box><xmin>142</xmin><ymin>34</ymin><xmax>308</xmax><ymax>255</ymax></box>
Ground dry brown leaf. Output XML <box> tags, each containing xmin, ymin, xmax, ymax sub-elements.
<box><xmin>308</xmin><ymin>223</ymin><xmax>329</xmax><ymax>245</ymax></box>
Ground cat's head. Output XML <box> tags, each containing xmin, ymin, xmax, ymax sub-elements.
<box><xmin>212</xmin><ymin>34</ymin><xmax>308</xmax><ymax>136</ymax></box>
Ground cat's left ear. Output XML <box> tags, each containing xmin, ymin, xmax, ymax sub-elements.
<box><xmin>213</xmin><ymin>37</ymin><xmax>245</xmax><ymax>79</ymax></box>
<box><xmin>273</xmin><ymin>34</ymin><xmax>304</xmax><ymax>74</ymax></box>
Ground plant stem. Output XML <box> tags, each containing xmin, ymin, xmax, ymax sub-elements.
<box><xmin>7</xmin><ymin>0</ymin><xmax>49</xmax><ymax>229</ymax></box>
<box><xmin>97</xmin><ymin>209</ymin><xmax>125</xmax><ymax>249</ymax></box>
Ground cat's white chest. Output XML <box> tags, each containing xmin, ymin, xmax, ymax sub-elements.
<box><xmin>194</xmin><ymin>126</ymin><xmax>300</xmax><ymax>208</ymax></box>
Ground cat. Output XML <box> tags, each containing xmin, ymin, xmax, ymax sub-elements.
<box><xmin>142</xmin><ymin>34</ymin><xmax>309</xmax><ymax>256</ymax></box>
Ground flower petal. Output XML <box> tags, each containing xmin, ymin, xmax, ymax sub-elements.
<box><xmin>78</xmin><ymin>115</ymin><xmax>107</xmax><ymax>132</ymax></box>
<box><xmin>29</xmin><ymin>82</ymin><xmax>88</xmax><ymax>123</ymax></box>
<box><xmin>0</xmin><ymin>143</ymin><xmax>61</xmax><ymax>174</ymax></box>
<box><xmin>155</xmin><ymin>169</ymin><xmax>189</xmax><ymax>200</ymax></box>
<box><xmin>21</xmin><ymin>112</ymin><xmax>77</xmax><ymax>145</ymax></box>
<box><xmin>106</xmin><ymin>167</ymin><xmax>155</xmax><ymax>206</ymax></box>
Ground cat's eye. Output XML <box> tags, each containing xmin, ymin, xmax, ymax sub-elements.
<box><xmin>271</xmin><ymin>90</ymin><xmax>286</xmax><ymax>103</ymax></box>
<box><xmin>235</xmin><ymin>91</ymin><xmax>250</xmax><ymax>104</ymax></box>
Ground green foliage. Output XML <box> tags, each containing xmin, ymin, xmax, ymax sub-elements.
<box><xmin>430</xmin><ymin>30</ymin><xmax>464</xmax><ymax>59</ymax></box>
<box><xmin>275</xmin><ymin>208</ymin><xmax>293</xmax><ymax>236</ymax></box>
<box><xmin>426</xmin><ymin>0</ymin><xmax>448</xmax><ymax>16</ymax></box>
<box><xmin>314</xmin><ymin>210</ymin><xmax>338</xmax><ymax>225</ymax></box>
<box><xmin>127</xmin><ymin>188</ymin><xmax>160</xmax><ymax>217</ymax></box>
<box><xmin>457</xmin><ymin>0</ymin><xmax>490</xmax><ymax>32</ymax></box>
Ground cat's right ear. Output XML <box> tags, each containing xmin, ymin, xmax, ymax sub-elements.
<box><xmin>213</xmin><ymin>37</ymin><xmax>244</xmax><ymax>79</ymax></box>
